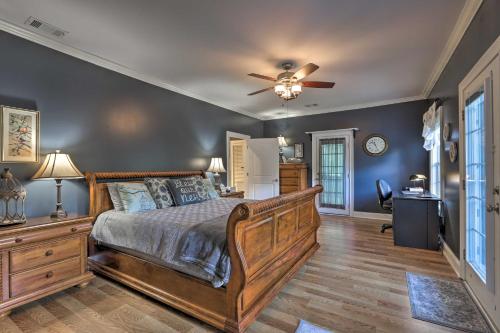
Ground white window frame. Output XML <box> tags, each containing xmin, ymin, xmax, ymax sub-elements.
<box><xmin>429</xmin><ymin>109</ymin><xmax>442</xmax><ymax>198</ymax></box>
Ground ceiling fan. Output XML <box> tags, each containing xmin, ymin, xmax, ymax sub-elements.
<box><xmin>247</xmin><ymin>62</ymin><xmax>335</xmax><ymax>101</ymax></box>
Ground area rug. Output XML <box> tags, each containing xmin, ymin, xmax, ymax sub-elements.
<box><xmin>406</xmin><ymin>272</ymin><xmax>491</xmax><ymax>333</ymax></box>
<box><xmin>295</xmin><ymin>319</ymin><xmax>332</xmax><ymax>333</ymax></box>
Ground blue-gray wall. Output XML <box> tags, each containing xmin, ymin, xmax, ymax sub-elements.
<box><xmin>429</xmin><ymin>0</ymin><xmax>500</xmax><ymax>257</ymax></box>
<box><xmin>263</xmin><ymin>100</ymin><xmax>430</xmax><ymax>213</ymax></box>
<box><xmin>0</xmin><ymin>31</ymin><xmax>263</xmax><ymax>218</ymax></box>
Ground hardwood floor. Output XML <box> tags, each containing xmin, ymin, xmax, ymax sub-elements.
<box><xmin>0</xmin><ymin>215</ymin><xmax>460</xmax><ymax>333</ymax></box>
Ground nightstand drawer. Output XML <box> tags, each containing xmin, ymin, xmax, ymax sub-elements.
<box><xmin>10</xmin><ymin>237</ymin><xmax>81</xmax><ymax>273</ymax></box>
<box><xmin>0</xmin><ymin>222</ymin><xmax>91</xmax><ymax>250</ymax></box>
<box><xmin>280</xmin><ymin>178</ymin><xmax>299</xmax><ymax>186</ymax></box>
<box><xmin>10</xmin><ymin>257</ymin><xmax>81</xmax><ymax>298</ymax></box>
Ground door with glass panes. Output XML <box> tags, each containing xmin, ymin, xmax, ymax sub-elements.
<box><xmin>460</xmin><ymin>45</ymin><xmax>500</xmax><ymax>327</ymax></box>
<box><xmin>312</xmin><ymin>130</ymin><xmax>353</xmax><ymax>215</ymax></box>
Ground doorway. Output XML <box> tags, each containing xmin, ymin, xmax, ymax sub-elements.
<box><xmin>226</xmin><ymin>132</ymin><xmax>280</xmax><ymax>200</ymax></box>
<box><xmin>226</xmin><ymin>131</ymin><xmax>250</xmax><ymax>193</ymax></box>
<box><xmin>311</xmin><ymin>129</ymin><xmax>354</xmax><ymax>215</ymax></box>
<box><xmin>459</xmin><ymin>37</ymin><xmax>500</xmax><ymax>328</ymax></box>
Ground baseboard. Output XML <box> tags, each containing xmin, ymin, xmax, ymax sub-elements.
<box><xmin>351</xmin><ymin>211</ymin><xmax>392</xmax><ymax>221</ymax></box>
<box><xmin>442</xmin><ymin>241</ymin><xmax>461</xmax><ymax>278</ymax></box>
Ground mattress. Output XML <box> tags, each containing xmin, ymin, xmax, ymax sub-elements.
<box><xmin>91</xmin><ymin>197</ymin><xmax>251</xmax><ymax>287</ymax></box>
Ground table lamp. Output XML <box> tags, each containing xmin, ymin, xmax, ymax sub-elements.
<box><xmin>409</xmin><ymin>174</ymin><xmax>427</xmax><ymax>191</ymax></box>
<box><xmin>32</xmin><ymin>150</ymin><xmax>84</xmax><ymax>219</ymax></box>
<box><xmin>207</xmin><ymin>157</ymin><xmax>226</xmax><ymax>189</ymax></box>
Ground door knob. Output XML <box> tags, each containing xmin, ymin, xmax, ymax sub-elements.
<box><xmin>486</xmin><ymin>203</ymin><xmax>499</xmax><ymax>214</ymax></box>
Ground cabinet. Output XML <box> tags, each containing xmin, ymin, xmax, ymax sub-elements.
<box><xmin>279</xmin><ymin>163</ymin><xmax>308</xmax><ymax>194</ymax></box>
<box><xmin>0</xmin><ymin>215</ymin><xmax>94</xmax><ymax>317</ymax></box>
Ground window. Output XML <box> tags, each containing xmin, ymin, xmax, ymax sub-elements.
<box><xmin>429</xmin><ymin>113</ymin><xmax>441</xmax><ymax>197</ymax></box>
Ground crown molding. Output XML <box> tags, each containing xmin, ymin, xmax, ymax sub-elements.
<box><xmin>263</xmin><ymin>95</ymin><xmax>426</xmax><ymax>120</ymax></box>
<box><xmin>0</xmin><ymin>18</ymin><xmax>263</xmax><ymax>120</ymax></box>
<box><xmin>421</xmin><ymin>0</ymin><xmax>483</xmax><ymax>97</ymax></box>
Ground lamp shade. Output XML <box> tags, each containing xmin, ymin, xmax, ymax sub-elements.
<box><xmin>278</xmin><ymin>135</ymin><xmax>288</xmax><ymax>147</ymax></box>
<box><xmin>409</xmin><ymin>174</ymin><xmax>427</xmax><ymax>181</ymax></box>
<box><xmin>32</xmin><ymin>150</ymin><xmax>84</xmax><ymax>180</ymax></box>
<box><xmin>207</xmin><ymin>157</ymin><xmax>226</xmax><ymax>174</ymax></box>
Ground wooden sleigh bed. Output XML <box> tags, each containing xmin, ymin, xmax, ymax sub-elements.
<box><xmin>85</xmin><ymin>170</ymin><xmax>322</xmax><ymax>332</ymax></box>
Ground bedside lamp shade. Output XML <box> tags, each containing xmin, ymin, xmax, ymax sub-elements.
<box><xmin>278</xmin><ymin>135</ymin><xmax>288</xmax><ymax>147</ymax></box>
<box><xmin>207</xmin><ymin>157</ymin><xmax>226</xmax><ymax>175</ymax></box>
<box><xmin>32</xmin><ymin>150</ymin><xmax>84</xmax><ymax>219</ymax></box>
<box><xmin>32</xmin><ymin>150</ymin><xmax>84</xmax><ymax>180</ymax></box>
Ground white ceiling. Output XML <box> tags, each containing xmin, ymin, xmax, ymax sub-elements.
<box><xmin>0</xmin><ymin>0</ymin><xmax>467</xmax><ymax>119</ymax></box>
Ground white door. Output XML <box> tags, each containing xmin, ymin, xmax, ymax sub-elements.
<box><xmin>460</xmin><ymin>40</ymin><xmax>500</xmax><ymax>327</ymax></box>
<box><xmin>311</xmin><ymin>130</ymin><xmax>353</xmax><ymax>215</ymax></box>
<box><xmin>246</xmin><ymin>138</ymin><xmax>279</xmax><ymax>200</ymax></box>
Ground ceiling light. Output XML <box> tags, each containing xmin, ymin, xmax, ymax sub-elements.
<box><xmin>291</xmin><ymin>84</ymin><xmax>302</xmax><ymax>94</ymax></box>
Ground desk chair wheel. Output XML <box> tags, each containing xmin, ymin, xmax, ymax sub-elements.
<box><xmin>380</xmin><ymin>223</ymin><xmax>392</xmax><ymax>233</ymax></box>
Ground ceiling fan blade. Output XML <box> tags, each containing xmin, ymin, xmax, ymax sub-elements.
<box><xmin>293</xmin><ymin>63</ymin><xmax>319</xmax><ymax>80</ymax></box>
<box><xmin>248</xmin><ymin>73</ymin><xmax>276</xmax><ymax>81</ymax></box>
<box><xmin>247</xmin><ymin>87</ymin><xmax>274</xmax><ymax>96</ymax></box>
<box><xmin>301</xmin><ymin>81</ymin><xmax>335</xmax><ymax>88</ymax></box>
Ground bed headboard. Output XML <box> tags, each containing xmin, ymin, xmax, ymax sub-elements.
<box><xmin>85</xmin><ymin>170</ymin><xmax>206</xmax><ymax>218</ymax></box>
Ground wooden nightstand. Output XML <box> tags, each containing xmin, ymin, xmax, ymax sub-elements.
<box><xmin>0</xmin><ymin>215</ymin><xmax>94</xmax><ymax>317</ymax></box>
<box><xmin>220</xmin><ymin>191</ymin><xmax>244</xmax><ymax>198</ymax></box>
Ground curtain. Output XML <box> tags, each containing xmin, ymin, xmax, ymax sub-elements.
<box><xmin>422</xmin><ymin>102</ymin><xmax>441</xmax><ymax>151</ymax></box>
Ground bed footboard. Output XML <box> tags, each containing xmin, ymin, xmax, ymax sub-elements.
<box><xmin>225</xmin><ymin>185</ymin><xmax>323</xmax><ymax>332</ymax></box>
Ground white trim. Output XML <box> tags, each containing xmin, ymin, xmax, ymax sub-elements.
<box><xmin>442</xmin><ymin>241</ymin><xmax>461</xmax><ymax>278</ymax></box>
<box><xmin>464</xmin><ymin>282</ymin><xmax>499</xmax><ymax>333</ymax></box>
<box><xmin>422</xmin><ymin>0</ymin><xmax>483</xmax><ymax>97</ymax></box>
<box><xmin>311</xmin><ymin>129</ymin><xmax>354</xmax><ymax>216</ymax></box>
<box><xmin>0</xmin><ymin>18</ymin><xmax>261</xmax><ymax>120</ymax></box>
<box><xmin>268</xmin><ymin>96</ymin><xmax>425</xmax><ymax>120</ymax></box>
<box><xmin>351</xmin><ymin>211</ymin><xmax>392</xmax><ymax>221</ymax></box>
<box><xmin>226</xmin><ymin>131</ymin><xmax>251</xmax><ymax>188</ymax></box>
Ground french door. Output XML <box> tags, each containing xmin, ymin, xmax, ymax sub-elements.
<box><xmin>311</xmin><ymin>130</ymin><xmax>353</xmax><ymax>215</ymax></box>
<box><xmin>460</xmin><ymin>39</ymin><xmax>500</xmax><ymax>327</ymax></box>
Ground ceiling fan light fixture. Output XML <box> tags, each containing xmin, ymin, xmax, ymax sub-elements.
<box><xmin>291</xmin><ymin>84</ymin><xmax>302</xmax><ymax>94</ymax></box>
<box><xmin>274</xmin><ymin>84</ymin><xmax>286</xmax><ymax>95</ymax></box>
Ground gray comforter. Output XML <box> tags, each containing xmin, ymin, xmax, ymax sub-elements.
<box><xmin>91</xmin><ymin>198</ymin><xmax>250</xmax><ymax>287</ymax></box>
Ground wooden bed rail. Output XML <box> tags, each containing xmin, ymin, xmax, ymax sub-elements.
<box><xmin>225</xmin><ymin>185</ymin><xmax>323</xmax><ymax>332</ymax></box>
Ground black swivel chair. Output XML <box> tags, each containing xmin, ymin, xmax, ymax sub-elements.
<box><xmin>376</xmin><ymin>179</ymin><xmax>393</xmax><ymax>233</ymax></box>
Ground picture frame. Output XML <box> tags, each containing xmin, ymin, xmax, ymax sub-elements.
<box><xmin>449</xmin><ymin>141</ymin><xmax>458</xmax><ymax>163</ymax></box>
<box><xmin>294</xmin><ymin>143</ymin><xmax>304</xmax><ymax>158</ymax></box>
<box><xmin>443</xmin><ymin>123</ymin><xmax>451</xmax><ymax>141</ymax></box>
<box><xmin>0</xmin><ymin>106</ymin><xmax>40</xmax><ymax>163</ymax></box>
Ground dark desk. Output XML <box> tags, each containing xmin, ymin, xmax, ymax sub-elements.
<box><xmin>392</xmin><ymin>192</ymin><xmax>441</xmax><ymax>250</ymax></box>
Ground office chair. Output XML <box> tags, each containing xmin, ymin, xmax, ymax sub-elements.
<box><xmin>376</xmin><ymin>179</ymin><xmax>393</xmax><ymax>233</ymax></box>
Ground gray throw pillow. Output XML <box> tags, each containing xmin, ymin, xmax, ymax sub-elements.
<box><xmin>144</xmin><ymin>177</ymin><xmax>174</xmax><ymax>209</ymax></box>
<box><xmin>107</xmin><ymin>183</ymin><xmax>125</xmax><ymax>211</ymax></box>
<box><xmin>166</xmin><ymin>176</ymin><xmax>207</xmax><ymax>206</ymax></box>
<box><xmin>115</xmin><ymin>183</ymin><xmax>157</xmax><ymax>213</ymax></box>
<box><xmin>202</xmin><ymin>178</ymin><xmax>220</xmax><ymax>200</ymax></box>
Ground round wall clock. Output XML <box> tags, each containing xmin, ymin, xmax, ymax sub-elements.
<box><xmin>449</xmin><ymin>141</ymin><xmax>458</xmax><ymax>163</ymax></box>
<box><xmin>363</xmin><ymin>134</ymin><xmax>388</xmax><ymax>156</ymax></box>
